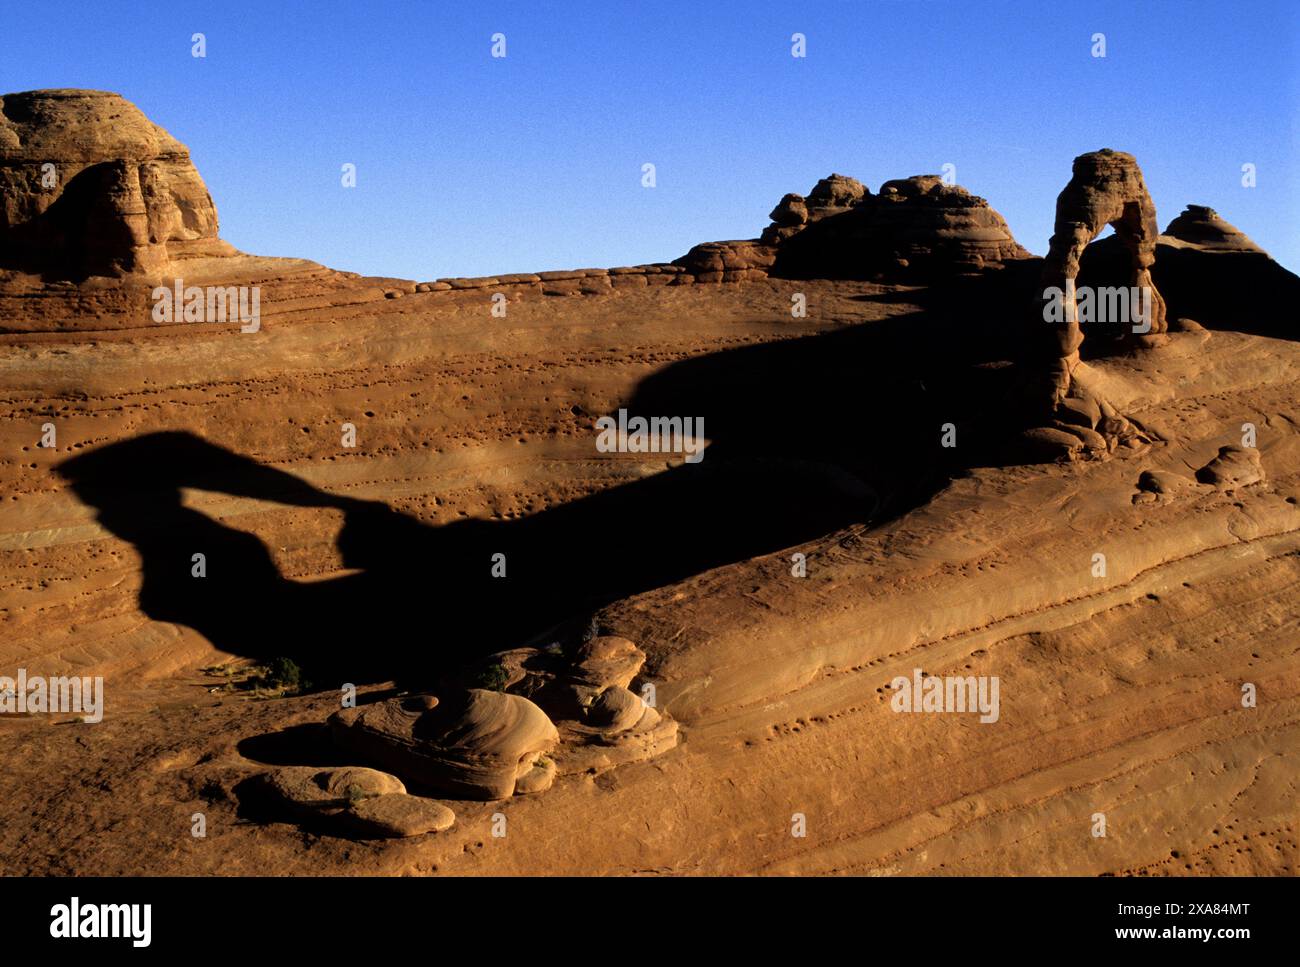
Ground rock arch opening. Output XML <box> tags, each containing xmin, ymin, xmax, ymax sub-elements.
<box><xmin>1034</xmin><ymin>149</ymin><xmax>1168</xmax><ymax>412</ymax></box>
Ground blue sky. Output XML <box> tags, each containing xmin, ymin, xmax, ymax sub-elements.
<box><xmin>3</xmin><ymin>0</ymin><xmax>1296</xmax><ymax>278</ymax></box>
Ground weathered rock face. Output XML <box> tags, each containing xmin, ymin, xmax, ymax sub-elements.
<box><xmin>680</xmin><ymin>172</ymin><xmax>1026</xmax><ymax>284</ymax></box>
<box><xmin>806</xmin><ymin>172</ymin><xmax>868</xmax><ymax>210</ymax></box>
<box><xmin>874</xmin><ymin>175</ymin><xmax>1029</xmax><ymax>270</ymax></box>
<box><xmin>1195</xmin><ymin>445</ymin><xmax>1265</xmax><ymax>489</ymax></box>
<box><xmin>767</xmin><ymin>174</ymin><xmax>1029</xmax><ymax>280</ymax></box>
<box><xmin>673</xmin><ymin>239</ymin><xmax>776</xmax><ymax>283</ymax></box>
<box><xmin>0</xmin><ymin>89</ymin><xmax>232</xmax><ymax>279</ymax></box>
<box><xmin>1078</xmin><ymin>199</ymin><xmax>1297</xmax><ymax>339</ymax></box>
<box><xmin>246</xmin><ymin>766</ymin><xmax>457</xmax><ymax>839</ymax></box>
<box><xmin>1032</xmin><ymin>150</ymin><xmax>1168</xmax><ymax>411</ymax></box>
<box><xmin>459</xmin><ymin>636</ymin><xmax>680</xmax><ymax>776</ymax></box>
<box><xmin>759</xmin><ymin>174</ymin><xmax>869</xmax><ymax>248</ymax></box>
<box><xmin>1162</xmin><ymin>205</ymin><xmax>1265</xmax><ymax>254</ymax></box>
<box><xmin>329</xmin><ymin>690</ymin><xmax>559</xmax><ymax>801</ymax></box>
<box><xmin>768</xmin><ymin>192</ymin><xmax>809</xmax><ymax>228</ymax></box>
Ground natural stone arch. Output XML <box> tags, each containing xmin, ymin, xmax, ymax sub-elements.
<box><xmin>1034</xmin><ymin>149</ymin><xmax>1167</xmax><ymax>411</ymax></box>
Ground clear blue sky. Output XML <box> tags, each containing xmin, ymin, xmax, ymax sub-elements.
<box><xmin>3</xmin><ymin>0</ymin><xmax>1296</xmax><ymax>278</ymax></box>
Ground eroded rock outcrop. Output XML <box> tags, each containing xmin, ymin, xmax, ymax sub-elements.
<box><xmin>677</xmin><ymin>172</ymin><xmax>1027</xmax><ymax>284</ymax></box>
<box><xmin>1162</xmin><ymin>205</ymin><xmax>1265</xmax><ymax>254</ymax></box>
<box><xmin>759</xmin><ymin>173</ymin><xmax>869</xmax><ymax>246</ymax></box>
<box><xmin>1195</xmin><ymin>445</ymin><xmax>1265</xmax><ymax>489</ymax></box>
<box><xmin>247</xmin><ymin>765</ymin><xmax>456</xmax><ymax>839</ymax></box>
<box><xmin>0</xmin><ymin>89</ymin><xmax>233</xmax><ymax>280</ymax></box>
<box><xmin>466</xmin><ymin>636</ymin><xmax>679</xmax><ymax>776</ymax></box>
<box><xmin>1078</xmin><ymin>194</ymin><xmax>1296</xmax><ymax>344</ymax></box>
<box><xmin>674</xmin><ymin>239</ymin><xmax>776</xmax><ymax>283</ymax></box>
<box><xmin>1032</xmin><ymin>150</ymin><xmax>1168</xmax><ymax>414</ymax></box>
<box><xmin>872</xmin><ymin>175</ymin><xmax>1029</xmax><ymax>271</ymax></box>
<box><xmin>329</xmin><ymin>690</ymin><xmax>559</xmax><ymax>801</ymax></box>
<box><xmin>1141</xmin><ymin>204</ymin><xmax>1300</xmax><ymax>336</ymax></box>
<box><xmin>767</xmin><ymin>174</ymin><xmax>1028</xmax><ymax>280</ymax></box>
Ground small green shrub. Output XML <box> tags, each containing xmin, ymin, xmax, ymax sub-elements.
<box><xmin>259</xmin><ymin>656</ymin><xmax>303</xmax><ymax>692</ymax></box>
<box><xmin>473</xmin><ymin>663</ymin><xmax>511</xmax><ymax>692</ymax></box>
<box><xmin>345</xmin><ymin>784</ymin><xmax>370</xmax><ymax>804</ymax></box>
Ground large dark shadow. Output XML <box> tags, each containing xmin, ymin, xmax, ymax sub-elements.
<box><xmin>1080</xmin><ymin>236</ymin><xmax>1300</xmax><ymax>341</ymax></box>
<box><xmin>61</xmin><ymin>238</ymin><xmax>1296</xmax><ymax>688</ymax></box>
<box><xmin>56</xmin><ymin>268</ymin><xmax>1049</xmax><ymax>687</ymax></box>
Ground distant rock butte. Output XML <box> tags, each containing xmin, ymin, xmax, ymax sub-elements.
<box><xmin>0</xmin><ymin>89</ymin><xmax>235</xmax><ymax>280</ymax></box>
<box><xmin>678</xmin><ymin>172</ymin><xmax>1030</xmax><ymax>282</ymax></box>
<box><xmin>1162</xmin><ymin>205</ymin><xmax>1266</xmax><ymax>254</ymax></box>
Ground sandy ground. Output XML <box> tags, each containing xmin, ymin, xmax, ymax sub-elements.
<box><xmin>0</xmin><ymin>266</ymin><xmax>1295</xmax><ymax>875</ymax></box>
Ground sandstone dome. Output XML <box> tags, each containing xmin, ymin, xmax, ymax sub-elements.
<box><xmin>0</xmin><ymin>89</ymin><xmax>233</xmax><ymax>279</ymax></box>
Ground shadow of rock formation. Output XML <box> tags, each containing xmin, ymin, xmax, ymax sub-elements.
<box><xmin>55</xmin><ymin>275</ymin><xmax>1038</xmax><ymax>686</ymax></box>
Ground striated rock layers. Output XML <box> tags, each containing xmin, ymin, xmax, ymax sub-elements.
<box><xmin>0</xmin><ymin>89</ymin><xmax>233</xmax><ymax>280</ymax></box>
<box><xmin>1031</xmin><ymin>150</ymin><xmax>1168</xmax><ymax>412</ymax></box>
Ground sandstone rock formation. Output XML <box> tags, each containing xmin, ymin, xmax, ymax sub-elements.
<box><xmin>673</xmin><ymin>239</ymin><xmax>776</xmax><ymax>283</ymax></box>
<box><xmin>562</xmin><ymin>636</ymin><xmax>646</xmax><ymax>701</ymax></box>
<box><xmin>1145</xmin><ymin>204</ymin><xmax>1300</xmax><ymax>336</ymax></box>
<box><xmin>759</xmin><ymin>173</ymin><xmax>869</xmax><ymax>246</ymax></box>
<box><xmin>466</xmin><ymin>636</ymin><xmax>680</xmax><ymax>776</ymax></box>
<box><xmin>329</xmin><ymin>690</ymin><xmax>559</xmax><ymax>800</ymax></box>
<box><xmin>1195</xmin><ymin>445</ymin><xmax>1265</xmax><ymax>490</ymax></box>
<box><xmin>1032</xmin><ymin>150</ymin><xmax>1168</xmax><ymax>414</ymax></box>
<box><xmin>1134</xmin><ymin>468</ymin><xmax>1201</xmax><ymax>504</ymax></box>
<box><xmin>678</xmin><ymin>172</ymin><xmax>1027</xmax><ymax>284</ymax></box>
<box><xmin>767</xmin><ymin>174</ymin><xmax>1029</xmax><ymax>280</ymax></box>
<box><xmin>247</xmin><ymin>765</ymin><xmax>456</xmax><ymax>839</ymax></box>
<box><xmin>0</xmin><ymin>89</ymin><xmax>234</xmax><ymax>280</ymax></box>
<box><xmin>1162</xmin><ymin>205</ymin><xmax>1266</xmax><ymax>253</ymax></box>
<box><xmin>1078</xmin><ymin>196</ymin><xmax>1297</xmax><ymax>341</ymax></box>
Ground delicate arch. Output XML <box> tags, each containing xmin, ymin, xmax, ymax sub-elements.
<box><xmin>1034</xmin><ymin>149</ymin><xmax>1167</xmax><ymax>409</ymax></box>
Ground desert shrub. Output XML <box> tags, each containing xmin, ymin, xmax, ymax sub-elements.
<box><xmin>473</xmin><ymin>663</ymin><xmax>511</xmax><ymax>692</ymax></box>
<box><xmin>259</xmin><ymin>656</ymin><xmax>303</xmax><ymax>692</ymax></box>
<box><xmin>344</xmin><ymin>783</ymin><xmax>371</xmax><ymax>804</ymax></box>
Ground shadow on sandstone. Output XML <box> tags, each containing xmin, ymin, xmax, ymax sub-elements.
<box><xmin>1080</xmin><ymin>237</ymin><xmax>1300</xmax><ymax>341</ymax></box>
<box><xmin>55</xmin><ymin>231</ymin><xmax>1300</xmax><ymax>689</ymax></box>
<box><xmin>55</xmin><ymin>281</ymin><xmax>1036</xmax><ymax>688</ymax></box>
